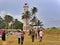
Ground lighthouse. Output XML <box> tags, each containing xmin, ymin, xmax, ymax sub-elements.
<box><xmin>23</xmin><ymin>3</ymin><xmax>29</xmax><ymax>30</ymax></box>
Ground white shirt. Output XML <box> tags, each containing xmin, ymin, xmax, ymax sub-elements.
<box><xmin>17</xmin><ymin>32</ymin><xmax>21</xmax><ymax>38</ymax></box>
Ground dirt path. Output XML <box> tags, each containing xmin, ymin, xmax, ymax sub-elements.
<box><xmin>2</xmin><ymin>41</ymin><xmax>7</xmax><ymax>45</ymax></box>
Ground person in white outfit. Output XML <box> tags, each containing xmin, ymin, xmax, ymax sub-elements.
<box><xmin>39</xmin><ymin>29</ymin><xmax>43</xmax><ymax>42</ymax></box>
<box><xmin>17</xmin><ymin>31</ymin><xmax>21</xmax><ymax>44</ymax></box>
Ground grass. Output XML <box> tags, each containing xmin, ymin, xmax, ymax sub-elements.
<box><xmin>0</xmin><ymin>29</ymin><xmax>60</xmax><ymax>45</ymax></box>
<box><xmin>0</xmin><ymin>40</ymin><xmax>2</xmax><ymax>45</ymax></box>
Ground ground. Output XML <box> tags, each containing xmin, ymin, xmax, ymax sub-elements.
<box><xmin>0</xmin><ymin>29</ymin><xmax>60</xmax><ymax>45</ymax></box>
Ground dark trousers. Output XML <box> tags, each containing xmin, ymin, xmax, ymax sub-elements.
<box><xmin>40</xmin><ymin>37</ymin><xmax>42</xmax><ymax>42</ymax></box>
<box><xmin>21</xmin><ymin>37</ymin><xmax>24</xmax><ymax>44</ymax></box>
<box><xmin>18</xmin><ymin>38</ymin><xmax>20</xmax><ymax>44</ymax></box>
<box><xmin>2</xmin><ymin>34</ymin><xmax>6</xmax><ymax>41</ymax></box>
<box><xmin>32</xmin><ymin>35</ymin><xmax>34</xmax><ymax>42</ymax></box>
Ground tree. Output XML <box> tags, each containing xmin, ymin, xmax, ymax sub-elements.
<box><xmin>11</xmin><ymin>19</ymin><xmax>23</xmax><ymax>29</ymax></box>
<box><xmin>0</xmin><ymin>16</ymin><xmax>3</xmax><ymax>23</ymax></box>
<box><xmin>4</xmin><ymin>15</ymin><xmax>13</xmax><ymax>29</ymax></box>
<box><xmin>30</xmin><ymin>7</ymin><xmax>38</xmax><ymax>26</ymax></box>
<box><xmin>30</xmin><ymin>16</ymin><xmax>37</xmax><ymax>26</ymax></box>
<box><xmin>22</xmin><ymin>11</ymin><xmax>31</xmax><ymax>19</ymax></box>
<box><xmin>0</xmin><ymin>16</ymin><xmax>6</xmax><ymax>29</ymax></box>
<box><xmin>51</xmin><ymin>27</ymin><xmax>57</xmax><ymax>29</ymax></box>
<box><xmin>32</xmin><ymin>7</ymin><xmax>37</xmax><ymax>15</ymax></box>
<box><xmin>0</xmin><ymin>22</ymin><xmax>6</xmax><ymax>29</ymax></box>
<box><xmin>36</xmin><ymin>20</ymin><xmax>43</xmax><ymax>27</ymax></box>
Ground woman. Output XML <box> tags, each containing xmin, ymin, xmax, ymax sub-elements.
<box><xmin>39</xmin><ymin>30</ymin><xmax>43</xmax><ymax>42</ymax></box>
<box><xmin>1</xmin><ymin>29</ymin><xmax>6</xmax><ymax>41</ymax></box>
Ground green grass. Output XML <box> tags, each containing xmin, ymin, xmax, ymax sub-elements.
<box><xmin>0</xmin><ymin>29</ymin><xmax>60</xmax><ymax>45</ymax></box>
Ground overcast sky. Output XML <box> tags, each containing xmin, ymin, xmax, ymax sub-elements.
<box><xmin>0</xmin><ymin>0</ymin><xmax>60</xmax><ymax>28</ymax></box>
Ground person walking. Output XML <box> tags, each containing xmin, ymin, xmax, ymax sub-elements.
<box><xmin>39</xmin><ymin>27</ymin><xmax>43</xmax><ymax>42</ymax></box>
<box><xmin>31</xmin><ymin>29</ymin><xmax>35</xmax><ymax>42</ymax></box>
<box><xmin>21</xmin><ymin>30</ymin><xmax>25</xmax><ymax>45</ymax></box>
<box><xmin>29</xmin><ymin>29</ymin><xmax>31</xmax><ymax>35</ymax></box>
<box><xmin>1</xmin><ymin>29</ymin><xmax>6</xmax><ymax>41</ymax></box>
<box><xmin>17</xmin><ymin>30</ymin><xmax>21</xmax><ymax>44</ymax></box>
<box><xmin>37</xmin><ymin>28</ymin><xmax>40</xmax><ymax>37</ymax></box>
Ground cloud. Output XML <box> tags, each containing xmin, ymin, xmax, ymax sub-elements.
<box><xmin>0</xmin><ymin>11</ymin><xmax>23</xmax><ymax>22</ymax></box>
<box><xmin>0</xmin><ymin>11</ymin><xmax>7</xmax><ymax>18</ymax></box>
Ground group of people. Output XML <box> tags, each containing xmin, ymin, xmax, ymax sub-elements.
<box><xmin>17</xmin><ymin>30</ymin><xmax>25</xmax><ymax>45</ymax></box>
<box><xmin>0</xmin><ymin>27</ymin><xmax>43</xmax><ymax>45</ymax></box>
<box><xmin>29</xmin><ymin>27</ymin><xmax>43</xmax><ymax>42</ymax></box>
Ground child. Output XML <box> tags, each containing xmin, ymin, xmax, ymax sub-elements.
<box><xmin>17</xmin><ymin>30</ymin><xmax>21</xmax><ymax>44</ymax></box>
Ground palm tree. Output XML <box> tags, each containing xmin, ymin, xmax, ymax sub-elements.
<box><xmin>4</xmin><ymin>15</ymin><xmax>13</xmax><ymax>29</ymax></box>
<box><xmin>30</xmin><ymin>7</ymin><xmax>38</xmax><ymax>26</ymax></box>
<box><xmin>32</xmin><ymin>7</ymin><xmax>37</xmax><ymax>15</ymax></box>
<box><xmin>36</xmin><ymin>20</ymin><xmax>43</xmax><ymax>27</ymax></box>
<box><xmin>30</xmin><ymin>16</ymin><xmax>37</xmax><ymax>26</ymax></box>
<box><xmin>22</xmin><ymin>11</ymin><xmax>31</xmax><ymax>19</ymax></box>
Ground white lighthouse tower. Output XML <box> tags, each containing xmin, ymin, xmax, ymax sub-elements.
<box><xmin>23</xmin><ymin>3</ymin><xmax>29</xmax><ymax>30</ymax></box>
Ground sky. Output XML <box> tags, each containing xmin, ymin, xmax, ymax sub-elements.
<box><xmin>0</xmin><ymin>0</ymin><xmax>60</xmax><ymax>28</ymax></box>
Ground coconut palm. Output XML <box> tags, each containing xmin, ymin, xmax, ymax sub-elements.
<box><xmin>36</xmin><ymin>20</ymin><xmax>43</xmax><ymax>27</ymax></box>
<box><xmin>30</xmin><ymin>16</ymin><xmax>38</xmax><ymax>26</ymax></box>
<box><xmin>4</xmin><ymin>15</ymin><xmax>13</xmax><ymax>29</ymax></box>
<box><xmin>22</xmin><ymin>11</ymin><xmax>31</xmax><ymax>25</ymax></box>
<box><xmin>22</xmin><ymin>11</ymin><xmax>31</xmax><ymax>19</ymax></box>
<box><xmin>32</xmin><ymin>7</ymin><xmax>37</xmax><ymax>15</ymax></box>
<box><xmin>30</xmin><ymin>7</ymin><xmax>38</xmax><ymax>26</ymax></box>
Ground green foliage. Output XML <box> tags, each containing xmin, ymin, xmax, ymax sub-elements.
<box><xmin>32</xmin><ymin>7</ymin><xmax>37</xmax><ymax>15</ymax></box>
<box><xmin>4</xmin><ymin>15</ymin><xmax>13</xmax><ymax>23</ymax></box>
<box><xmin>51</xmin><ymin>27</ymin><xmax>57</xmax><ymax>29</ymax></box>
<box><xmin>10</xmin><ymin>19</ymin><xmax>23</xmax><ymax>29</ymax></box>
<box><xmin>0</xmin><ymin>15</ymin><xmax>23</xmax><ymax>29</ymax></box>
<box><xmin>36</xmin><ymin>20</ymin><xmax>43</xmax><ymax>26</ymax></box>
<box><xmin>22</xmin><ymin>11</ymin><xmax>31</xmax><ymax>19</ymax></box>
<box><xmin>0</xmin><ymin>16</ymin><xmax>6</xmax><ymax>29</ymax></box>
<box><xmin>30</xmin><ymin>16</ymin><xmax>37</xmax><ymax>25</ymax></box>
<box><xmin>0</xmin><ymin>16</ymin><xmax>3</xmax><ymax>23</ymax></box>
<box><xmin>0</xmin><ymin>22</ymin><xmax>6</xmax><ymax>29</ymax></box>
<box><xmin>4</xmin><ymin>15</ymin><xmax>13</xmax><ymax>29</ymax></box>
